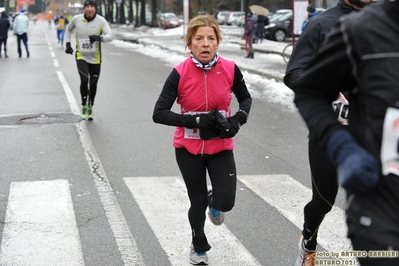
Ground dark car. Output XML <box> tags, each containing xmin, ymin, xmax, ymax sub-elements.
<box><xmin>265</xmin><ymin>8</ymin><xmax>326</xmax><ymax>42</ymax></box>
<box><xmin>264</xmin><ymin>9</ymin><xmax>293</xmax><ymax>42</ymax></box>
<box><xmin>157</xmin><ymin>13</ymin><xmax>181</xmax><ymax>29</ymax></box>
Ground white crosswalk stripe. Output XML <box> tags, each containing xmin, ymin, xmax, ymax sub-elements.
<box><xmin>124</xmin><ymin>176</ymin><xmax>262</xmax><ymax>266</ymax></box>
<box><xmin>0</xmin><ymin>179</ymin><xmax>84</xmax><ymax>265</ymax></box>
<box><xmin>238</xmin><ymin>175</ymin><xmax>351</xmax><ymax>253</ymax></box>
<box><xmin>0</xmin><ymin>175</ymin><xmax>351</xmax><ymax>265</ymax></box>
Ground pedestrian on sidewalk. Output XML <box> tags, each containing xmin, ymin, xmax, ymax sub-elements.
<box><xmin>153</xmin><ymin>14</ymin><xmax>252</xmax><ymax>265</ymax></box>
<box><xmin>0</xmin><ymin>11</ymin><xmax>11</xmax><ymax>58</ymax></box>
<box><xmin>12</xmin><ymin>9</ymin><xmax>29</xmax><ymax>58</ymax></box>
<box><xmin>65</xmin><ymin>0</ymin><xmax>113</xmax><ymax>120</ymax></box>
<box><xmin>294</xmin><ymin>0</ymin><xmax>399</xmax><ymax>264</ymax></box>
<box><xmin>301</xmin><ymin>4</ymin><xmax>319</xmax><ymax>31</ymax></box>
<box><xmin>255</xmin><ymin>14</ymin><xmax>269</xmax><ymax>43</ymax></box>
<box><xmin>284</xmin><ymin>0</ymin><xmax>372</xmax><ymax>265</ymax></box>
<box><xmin>244</xmin><ymin>12</ymin><xmax>255</xmax><ymax>59</ymax></box>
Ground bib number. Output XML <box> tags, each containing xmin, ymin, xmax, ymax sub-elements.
<box><xmin>332</xmin><ymin>92</ymin><xmax>349</xmax><ymax>125</ymax></box>
<box><xmin>79</xmin><ymin>39</ymin><xmax>95</xmax><ymax>52</ymax></box>
<box><xmin>381</xmin><ymin>107</ymin><xmax>399</xmax><ymax>176</ymax></box>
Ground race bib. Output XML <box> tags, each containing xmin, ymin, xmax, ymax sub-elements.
<box><xmin>78</xmin><ymin>39</ymin><xmax>95</xmax><ymax>52</ymax></box>
<box><xmin>381</xmin><ymin>107</ymin><xmax>399</xmax><ymax>176</ymax></box>
<box><xmin>332</xmin><ymin>92</ymin><xmax>349</xmax><ymax>125</ymax></box>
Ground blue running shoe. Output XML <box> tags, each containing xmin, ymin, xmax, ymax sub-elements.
<box><xmin>207</xmin><ymin>187</ymin><xmax>226</xmax><ymax>225</ymax></box>
<box><xmin>208</xmin><ymin>206</ymin><xmax>225</xmax><ymax>226</ymax></box>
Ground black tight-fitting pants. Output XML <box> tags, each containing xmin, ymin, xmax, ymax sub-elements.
<box><xmin>175</xmin><ymin>147</ymin><xmax>237</xmax><ymax>253</ymax></box>
<box><xmin>0</xmin><ymin>38</ymin><xmax>7</xmax><ymax>55</ymax></box>
<box><xmin>76</xmin><ymin>60</ymin><xmax>101</xmax><ymax>106</ymax></box>
<box><xmin>302</xmin><ymin>139</ymin><xmax>339</xmax><ymax>250</ymax></box>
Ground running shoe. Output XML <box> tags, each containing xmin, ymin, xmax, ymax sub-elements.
<box><xmin>208</xmin><ymin>206</ymin><xmax>225</xmax><ymax>225</ymax></box>
<box><xmin>87</xmin><ymin>106</ymin><xmax>93</xmax><ymax>120</ymax></box>
<box><xmin>189</xmin><ymin>244</ymin><xmax>208</xmax><ymax>265</ymax></box>
<box><xmin>207</xmin><ymin>189</ymin><xmax>225</xmax><ymax>225</ymax></box>
<box><xmin>80</xmin><ymin>105</ymin><xmax>88</xmax><ymax>119</ymax></box>
<box><xmin>295</xmin><ymin>234</ymin><xmax>316</xmax><ymax>266</ymax></box>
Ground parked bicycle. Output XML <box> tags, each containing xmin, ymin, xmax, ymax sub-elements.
<box><xmin>282</xmin><ymin>43</ymin><xmax>294</xmax><ymax>64</ymax></box>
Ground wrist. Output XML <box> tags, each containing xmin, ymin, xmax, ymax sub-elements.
<box><xmin>238</xmin><ymin>109</ymin><xmax>248</xmax><ymax>117</ymax></box>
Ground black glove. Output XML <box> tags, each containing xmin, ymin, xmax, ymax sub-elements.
<box><xmin>65</xmin><ymin>42</ymin><xmax>73</xmax><ymax>54</ymax></box>
<box><xmin>327</xmin><ymin>130</ymin><xmax>380</xmax><ymax>194</ymax></box>
<box><xmin>89</xmin><ymin>35</ymin><xmax>101</xmax><ymax>44</ymax></box>
<box><xmin>183</xmin><ymin>111</ymin><xmax>216</xmax><ymax>129</ymax></box>
<box><xmin>219</xmin><ymin>111</ymin><xmax>247</xmax><ymax>139</ymax></box>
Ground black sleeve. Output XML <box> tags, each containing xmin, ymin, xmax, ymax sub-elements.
<box><xmin>152</xmin><ymin>69</ymin><xmax>185</xmax><ymax>127</ymax></box>
<box><xmin>284</xmin><ymin>22</ymin><xmax>323</xmax><ymax>90</ymax></box>
<box><xmin>231</xmin><ymin>64</ymin><xmax>252</xmax><ymax>115</ymax></box>
<box><xmin>294</xmin><ymin>27</ymin><xmax>356</xmax><ymax>147</ymax></box>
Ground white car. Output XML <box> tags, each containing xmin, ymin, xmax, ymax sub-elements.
<box><xmin>226</xmin><ymin>11</ymin><xmax>245</xmax><ymax>26</ymax></box>
<box><xmin>216</xmin><ymin>11</ymin><xmax>230</xmax><ymax>25</ymax></box>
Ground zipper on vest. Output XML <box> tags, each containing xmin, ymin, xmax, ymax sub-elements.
<box><xmin>201</xmin><ymin>71</ymin><xmax>208</xmax><ymax>156</ymax></box>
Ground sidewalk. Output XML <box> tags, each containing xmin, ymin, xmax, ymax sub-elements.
<box><xmin>112</xmin><ymin>24</ymin><xmax>291</xmax><ymax>56</ymax></box>
<box><xmin>111</xmin><ymin>24</ymin><xmax>291</xmax><ymax>82</ymax></box>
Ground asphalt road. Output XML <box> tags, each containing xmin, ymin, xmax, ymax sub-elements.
<box><xmin>0</xmin><ymin>21</ymin><xmax>350</xmax><ymax>266</ymax></box>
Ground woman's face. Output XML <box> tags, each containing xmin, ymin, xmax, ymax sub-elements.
<box><xmin>188</xmin><ymin>26</ymin><xmax>219</xmax><ymax>65</ymax></box>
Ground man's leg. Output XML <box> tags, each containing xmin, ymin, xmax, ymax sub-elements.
<box><xmin>60</xmin><ymin>30</ymin><xmax>65</xmax><ymax>46</ymax></box>
<box><xmin>88</xmin><ymin>63</ymin><xmax>101</xmax><ymax>106</ymax></box>
<box><xmin>16</xmin><ymin>35</ymin><xmax>22</xmax><ymax>57</ymax></box>
<box><xmin>302</xmin><ymin>139</ymin><xmax>338</xmax><ymax>249</ymax></box>
<box><xmin>22</xmin><ymin>33</ymin><xmax>29</xmax><ymax>57</ymax></box>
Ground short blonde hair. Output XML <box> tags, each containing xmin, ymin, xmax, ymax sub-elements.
<box><xmin>184</xmin><ymin>14</ymin><xmax>223</xmax><ymax>49</ymax></box>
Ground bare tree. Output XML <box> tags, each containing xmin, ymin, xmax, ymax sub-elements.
<box><xmin>140</xmin><ymin>0</ymin><xmax>146</xmax><ymax>26</ymax></box>
<box><xmin>135</xmin><ymin>0</ymin><xmax>139</xmax><ymax>26</ymax></box>
<box><xmin>151</xmin><ymin>0</ymin><xmax>158</xmax><ymax>26</ymax></box>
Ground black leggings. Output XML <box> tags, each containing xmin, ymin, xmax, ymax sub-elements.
<box><xmin>302</xmin><ymin>139</ymin><xmax>339</xmax><ymax>250</ymax></box>
<box><xmin>76</xmin><ymin>60</ymin><xmax>101</xmax><ymax>106</ymax></box>
<box><xmin>175</xmin><ymin>147</ymin><xmax>237</xmax><ymax>253</ymax></box>
<box><xmin>0</xmin><ymin>38</ymin><xmax>7</xmax><ymax>55</ymax></box>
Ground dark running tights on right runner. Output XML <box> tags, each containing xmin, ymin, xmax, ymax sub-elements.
<box><xmin>302</xmin><ymin>139</ymin><xmax>339</xmax><ymax>250</ymax></box>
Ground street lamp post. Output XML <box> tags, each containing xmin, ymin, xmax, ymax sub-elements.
<box><xmin>116</xmin><ymin>0</ymin><xmax>121</xmax><ymax>31</ymax></box>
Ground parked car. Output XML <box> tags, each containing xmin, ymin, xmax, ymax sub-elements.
<box><xmin>157</xmin><ymin>13</ymin><xmax>181</xmax><ymax>29</ymax></box>
<box><xmin>265</xmin><ymin>8</ymin><xmax>327</xmax><ymax>42</ymax></box>
<box><xmin>216</xmin><ymin>11</ymin><xmax>230</xmax><ymax>25</ymax></box>
<box><xmin>226</xmin><ymin>11</ymin><xmax>245</xmax><ymax>26</ymax></box>
<box><xmin>264</xmin><ymin>9</ymin><xmax>292</xmax><ymax>42</ymax></box>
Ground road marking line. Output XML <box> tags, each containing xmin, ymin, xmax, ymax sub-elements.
<box><xmin>124</xmin><ymin>176</ymin><xmax>262</xmax><ymax>266</ymax></box>
<box><xmin>0</xmin><ymin>179</ymin><xmax>84</xmax><ymax>265</ymax></box>
<box><xmin>56</xmin><ymin>71</ymin><xmax>80</xmax><ymax>115</ymax></box>
<box><xmin>238</xmin><ymin>174</ymin><xmax>352</xmax><ymax>252</ymax></box>
<box><xmin>77</xmin><ymin>123</ymin><xmax>145</xmax><ymax>265</ymax></box>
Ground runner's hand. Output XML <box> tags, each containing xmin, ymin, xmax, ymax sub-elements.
<box><xmin>183</xmin><ymin>111</ymin><xmax>216</xmax><ymax>129</ymax></box>
<box><xmin>219</xmin><ymin>111</ymin><xmax>247</xmax><ymax>139</ymax></box>
<box><xmin>89</xmin><ymin>35</ymin><xmax>101</xmax><ymax>44</ymax></box>
<box><xmin>65</xmin><ymin>42</ymin><xmax>73</xmax><ymax>55</ymax></box>
<box><xmin>327</xmin><ymin>130</ymin><xmax>380</xmax><ymax>194</ymax></box>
